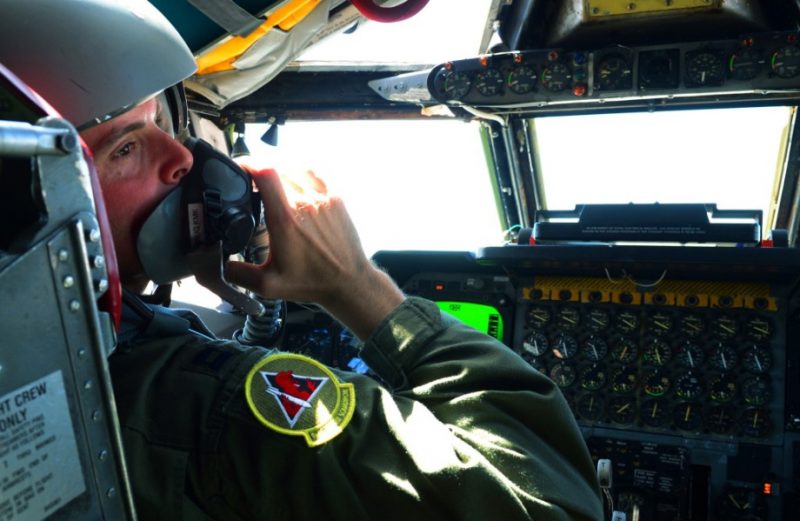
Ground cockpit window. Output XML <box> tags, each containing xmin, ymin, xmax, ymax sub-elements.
<box><xmin>244</xmin><ymin>119</ymin><xmax>503</xmax><ymax>256</ymax></box>
<box><xmin>529</xmin><ymin>106</ymin><xmax>795</xmax><ymax>235</ymax></box>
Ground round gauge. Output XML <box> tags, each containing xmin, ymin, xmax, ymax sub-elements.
<box><xmin>742</xmin><ymin>376</ymin><xmax>771</xmax><ymax>406</ymax></box>
<box><xmin>442</xmin><ymin>70</ymin><xmax>472</xmax><ymax>100</ymax></box>
<box><xmin>474</xmin><ymin>68</ymin><xmax>504</xmax><ymax>96</ymax></box>
<box><xmin>675</xmin><ymin>373</ymin><xmax>704</xmax><ymax>400</ymax></box>
<box><xmin>595</xmin><ymin>53</ymin><xmax>633</xmax><ymax>91</ymax></box>
<box><xmin>771</xmin><ymin>44</ymin><xmax>800</xmax><ymax>78</ymax></box>
<box><xmin>579</xmin><ymin>364</ymin><xmax>607</xmax><ymax>391</ymax></box>
<box><xmin>729</xmin><ymin>47</ymin><xmax>763</xmax><ymax>80</ymax></box>
<box><xmin>639</xmin><ymin>49</ymin><xmax>679</xmax><ymax>90</ymax></box>
<box><xmin>617</xmin><ymin>490</ymin><xmax>647</xmax><ymax>521</ymax></box>
<box><xmin>708</xmin><ymin>342</ymin><xmax>737</xmax><ymax>371</ymax></box>
<box><xmin>740</xmin><ymin>407</ymin><xmax>771</xmax><ymax>438</ymax></box>
<box><xmin>549</xmin><ymin>362</ymin><xmax>577</xmax><ymax>388</ymax></box>
<box><xmin>507</xmin><ymin>64</ymin><xmax>537</xmax><ymax>94</ymax></box>
<box><xmin>711</xmin><ymin>315</ymin><xmax>738</xmax><ymax>339</ymax></box>
<box><xmin>555</xmin><ymin>307</ymin><xmax>581</xmax><ymax>330</ymax></box>
<box><xmin>615</xmin><ymin>311</ymin><xmax>640</xmax><ymax>334</ymax></box>
<box><xmin>673</xmin><ymin>402</ymin><xmax>703</xmax><ymax>431</ymax></box>
<box><xmin>709</xmin><ymin>374</ymin><xmax>737</xmax><ymax>402</ymax></box>
<box><xmin>639</xmin><ymin>398</ymin><xmax>669</xmax><ymax>427</ymax></box>
<box><xmin>527</xmin><ymin>305</ymin><xmax>551</xmax><ymax>329</ymax></box>
<box><xmin>717</xmin><ymin>487</ymin><xmax>767</xmax><ymax>520</ymax></box>
<box><xmin>646</xmin><ymin>311</ymin><xmax>673</xmax><ymax>336</ymax></box>
<box><xmin>642</xmin><ymin>369</ymin><xmax>670</xmax><ymax>397</ymax></box>
<box><xmin>608</xmin><ymin>396</ymin><xmax>637</xmax><ymax>424</ymax></box>
<box><xmin>675</xmin><ymin>341</ymin><xmax>705</xmax><ymax>369</ymax></box>
<box><xmin>744</xmin><ymin>316</ymin><xmax>772</xmax><ymax>341</ymax></box>
<box><xmin>610</xmin><ymin>337</ymin><xmax>638</xmax><ymax>364</ymax></box>
<box><xmin>576</xmin><ymin>393</ymin><xmax>605</xmax><ymax>422</ymax></box>
<box><xmin>686</xmin><ymin>51</ymin><xmax>725</xmax><ymax>86</ymax></box>
<box><xmin>642</xmin><ymin>338</ymin><xmax>672</xmax><ymax>367</ymax></box>
<box><xmin>540</xmin><ymin>62</ymin><xmax>572</xmax><ymax>92</ymax></box>
<box><xmin>551</xmin><ymin>333</ymin><xmax>579</xmax><ymax>360</ymax></box>
<box><xmin>706</xmin><ymin>404</ymin><xmax>737</xmax><ymax>435</ymax></box>
<box><xmin>741</xmin><ymin>344</ymin><xmax>772</xmax><ymax>374</ymax></box>
<box><xmin>583</xmin><ymin>335</ymin><xmax>608</xmax><ymax>362</ymax></box>
<box><xmin>640</xmin><ymin>398</ymin><xmax>669</xmax><ymax>428</ymax></box>
<box><xmin>521</xmin><ymin>331</ymin><xmax>549</xmax><ymax>357</ymax></box>
<box><xmin>678</xmin><ymin>313</ymin><xmax>705</xmax><ymax>338</ymax></box>
<box><xmin>586</xmin><ymin>308</ymin><xmax>610</xmax><ymax>332</ymax></box>
<box><xmin>610</xmin><ymin>367</ymin><xmax>638</xmax><ymax>393</ymax></box>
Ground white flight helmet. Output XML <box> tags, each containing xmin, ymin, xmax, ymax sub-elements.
<box><xmin>0</xmin><ymin>0</ymin><xmax>196</xmax><ymax>130</ymax></box>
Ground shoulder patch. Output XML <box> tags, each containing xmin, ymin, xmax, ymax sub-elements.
<box><xmin>244</xmin><ymin>353</ymin><xmax>356</xmax><ymax>447</ymax></box>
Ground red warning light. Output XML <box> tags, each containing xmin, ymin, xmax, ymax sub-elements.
<box><xmin>434</xmin><ymin>282</ymin><xmax>446</xmax><ymax>291</ymax></box>
<box><xmin>743</xmin><ymin>37</ymin><xmax>754</xmax><ymax>46</ymax></box>
<box><xmin>444</xmin><ymin>62</ymin><xmax>453</xmax><ymax>71</ymax></box>
<box><xmin>479</xmin><ymin>56</ymin><xmax>489</xmax><ymax>67</ymax></box>
<box><xmin>762</xmin><ymin>482</ymin><xmax>772</xmax><ymax>495</ymax></box>
<box><xmin>548</xmin><ymin>51</ymin><xmax>559</xmax><ymax>61</ymax></box>
<box><xmin>514</xmin><ymin>53</ymin><xmax>523</xmax><ymax>64</ymax></box>
<box><xmin>573</xmin><ymin>84</ymin><xmax>587</xmax><ymax>97</ymax></box>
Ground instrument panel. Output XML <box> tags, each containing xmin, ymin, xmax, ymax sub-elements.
<box><xmin>516</xmin><ymin>281</ymin><xmax>783</xmax><ymax>444</ymax></box>
<box><xmin>279</xmin><ymin>248</ymin><xmax>800</xmax><ymax>521</ymax></box>
<box><xmin>426</xmin><ymin>31</ymin><xmax>800</xmax><ymax>108</ymax></box>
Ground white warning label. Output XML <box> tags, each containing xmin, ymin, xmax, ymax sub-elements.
<box><xmin>0</xmin><ymin>371</ymin><xmax>85</xmax><ymax>520</ymax></box>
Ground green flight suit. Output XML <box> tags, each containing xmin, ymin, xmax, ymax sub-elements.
<box><xmin>110</xmin><ymin>296</ymin><xmax>604</xmax><ymax>520</ymax></box>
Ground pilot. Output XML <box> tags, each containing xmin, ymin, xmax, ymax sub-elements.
<box><xmin>1</xmin><ymin>1</ymin><xmax>603</xmax><ymax>520</ymax></box>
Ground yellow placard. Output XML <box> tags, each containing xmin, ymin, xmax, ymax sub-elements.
<box><xmin>586</xmin><ymin>0</ymin><xmax>717</xmax><ymax>18</ymax></box>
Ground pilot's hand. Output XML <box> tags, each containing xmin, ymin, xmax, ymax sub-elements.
<box><xmin>225</xmin><ymin>168</ymin><xmax>405</xmax><ymax>339</ymax></box>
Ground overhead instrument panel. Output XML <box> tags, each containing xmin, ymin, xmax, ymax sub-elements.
<box><xmin>425</xmin><ymin>31</ymin><xmax>800</xmax><ymax>109</ymax></box>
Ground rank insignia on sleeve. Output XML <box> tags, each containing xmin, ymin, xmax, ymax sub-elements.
<box><xmin>244</xmin><ymin>353</ymin><xmax>356</xmax><ymax>447</ymax></box>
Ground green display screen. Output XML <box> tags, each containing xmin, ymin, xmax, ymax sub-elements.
<box><xmin>436</xmin><ymin>301</ymin><xmax>504</xmax><ymax>340</ymax></box>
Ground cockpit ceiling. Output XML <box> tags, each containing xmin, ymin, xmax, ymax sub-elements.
<box><xmin>498</xmin><ymin>0</ymin><xmax>800</xmax><ymax>50</ymax></box>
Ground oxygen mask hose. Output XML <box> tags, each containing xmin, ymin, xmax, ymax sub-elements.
<box><xmin>234</xmin><ymin>220</ymin><xmax>284</xmax><ymax>346</ymax></box>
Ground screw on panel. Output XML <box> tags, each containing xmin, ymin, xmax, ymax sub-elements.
<box><xmin>86</xmin><ymin>228</ymin><xmax>101</xmax><ymax>243</ymax></box>
<box><xmin>69</xmin><ymin>300</ymin><xmax>81</xmax><ymax>312</ymax></box>
<box><xmin>58</xmin><ymin>249</ymin><xmax>69</xmax><ymax>262</ymax></box>
<box><xmin>84</xmin><ymin>380</ymin><xmax>93</xmax><ymax>390</ymax></box>
<box><xmin>106</xmin><ymin>487</ymin><xmax>117</xmax><ymax>498</ymax></box>
<box><xmin>92</xmin><ymin>255</ymin><xmax>105</xmax><ymax>269</ymax></box>
<box><xmin>96</xmin><ymin>279</ymin><xmax>109</xmax><ymax>293</ymax></box>
<box><xmin>63</xmin><ymin>275</ymin><xmax>75</xmax><ymax>289</ymax></box>
<box><xmin>98</xmin><ymin>450</ymin><xmax>108</xmax><ymax>462</ymax></box>
<box><xmin>92</xmin><ymin>410</ymin><xmax>102</xmax><ymax>422</ymax></box>
<box><xmin>77</xmin><ymin>348</ymin><xmax>87</xmax><ymax>358</ymax></box>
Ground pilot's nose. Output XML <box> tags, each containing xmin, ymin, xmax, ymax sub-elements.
<box><xmin>158</xmin><ymin>132</ymin><xmax>194</xmax><ymax>185</ymax></box>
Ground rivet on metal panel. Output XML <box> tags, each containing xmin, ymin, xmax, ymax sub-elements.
<box><xmin>96</xmin><ymin>279</ymin><xmax>109</xmax><ymax>293</ymax></box>
<box><xmin>69</xmin><ymin>300</ymin><xmax>81</xmax><ymax>312</ymax></box>
<box><xmin>58</xmin><ymin>249</ymin><xmax>69</xmax><ymax>262</ymax></box>
<box><xmin>84</xmin><ymin>380</ymin><xmax>93</xmax><ymax>390</ymax></box>
<box><xmin>92</xmin><ymin>255</ymin><xmax>105</xmax><ymax>269</ymax></box>
<box><xmin>77</xmin><ymin>348</ymin><xmax>87</xmax><ymax>358</ymax></box>
<box><xmin>63</xmin><ymin>275</ymin><xmax>75</xmax><ymax>288</ymax></box>
<box><xmin>87</xmin><ymin>228</ymin><xmax>101</xmax><ymax>243</ymax></box>
<box><xmin>92</xmin><ymin>410</ymin><xmax>102</xmax><ymax>422</ymax></box>
<box><xmin>106</xmin><ymin>487</ymin><xmax>117</xmax><ymax>498</ymax></box>
<box><xmin>98</xmin><ymin>449</ymin><xmax>109</xmax><ymax>461</ymax></box>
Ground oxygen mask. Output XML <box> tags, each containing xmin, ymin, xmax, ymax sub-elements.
<box><xmin>137</xmin><ymin>137</ymin><xmax>265</xmax><ymax>315</ymax></box>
